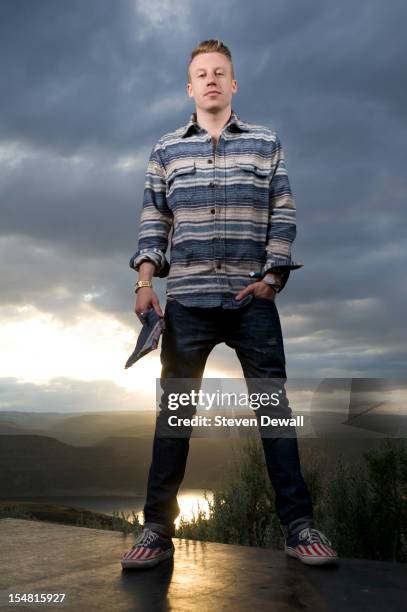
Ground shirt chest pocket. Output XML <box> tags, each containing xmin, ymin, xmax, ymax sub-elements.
<box><xmin>234</xmin><ymin>161</ymin><xmax>271</xmax><ymax>205</ymax></box>
<box><xmin>166</xmin><ymin>161</ymin><xmax>197</xmax><ymax>203</ymax></box>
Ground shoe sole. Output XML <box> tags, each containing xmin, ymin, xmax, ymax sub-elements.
<box><xmin>121</xmin><ymin>547</ymin><xmax>174</xmax><ymax>569</ymax></box>
<box><xmin>285</xmin><ymin>546</ymin><xmax>339</xmax><ymax>565</ymax></box>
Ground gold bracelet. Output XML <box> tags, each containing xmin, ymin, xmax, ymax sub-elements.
<box><xmin>134</xmin><ymin>280</ymin><xmax>153</xmax><ymax>293</ymax></box>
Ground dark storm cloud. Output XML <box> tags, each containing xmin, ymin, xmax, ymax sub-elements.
<box><xmin>0</xmin><ymin>0</ymin><xmax>190</xmax><ymax>152</ymax></box>
<box><xmin>0</xmin><ymin>0</ymin><xmax>406</xmax><ymax>384</ymax></box>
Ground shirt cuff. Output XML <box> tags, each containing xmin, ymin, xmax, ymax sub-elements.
<box><xmin>262</xmin><ymin>259</ymin><xmax>304</xmax><ymax>292</ymax></box>
<box><xmin>262</xmin><ymin>258</ymin><xmax>304</xmax><ymax>276</ymax></box>
<box><xmin>129</xmin><ymin>248</ymin><xmax>170</xmax><ymax>278</ymax></box>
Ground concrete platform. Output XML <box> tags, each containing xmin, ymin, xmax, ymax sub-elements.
<box><xmin>0</xmin><ymin>519</ymin><xmax>406</xmax><ymax>611</ymax></box>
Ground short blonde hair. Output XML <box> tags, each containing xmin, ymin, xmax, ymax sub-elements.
<box><xmin>188</xmin><ymin>39</ymin><xmax>234</xmax><ymax>83</ymax></box>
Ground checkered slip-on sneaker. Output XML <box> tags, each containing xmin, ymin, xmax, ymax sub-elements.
<box><xmin>121</xmin><ymin>528</ymin><xmax>174</xmax><ymax>569</ymax></box>
<box><xmin>285</xmin><ymin>527</ymin><xmax>339</xmax><ymax>565</ymax></box>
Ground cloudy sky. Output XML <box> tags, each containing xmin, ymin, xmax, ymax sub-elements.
<box><xmin>1</xmin><ymin>0</ymin><xmax>406</xmax><ymax>413</ymax></box>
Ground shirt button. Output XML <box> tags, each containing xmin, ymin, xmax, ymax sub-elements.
<box><xmin>216</xmin><ymin>263</ymin><xmax>221</xmax><ymax>269</ymax></box>
<box><xmin>207</xmin><ymin>159</ymin><xmax>213</xmax><ymax>164</ymax></box>
<box><xmin>209</xmin><ymin>182</ymin><xmax>215</xmax><ymax>187</ymax></box>
<box><xmin>210</xmin><ymin>208</ymin><xmax>215</xmax><ymax>214</ymax></box>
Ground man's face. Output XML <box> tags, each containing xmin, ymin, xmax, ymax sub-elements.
<box><xmin>187</xmin><ymin>52</ymin><xmax>237</xmax><ymax>114</ymax></box>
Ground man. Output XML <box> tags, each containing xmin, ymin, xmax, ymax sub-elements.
<box><xmin>121</xmin><ymin>40</ymin><xmax>338</xmax><ymax>569</ymax></box>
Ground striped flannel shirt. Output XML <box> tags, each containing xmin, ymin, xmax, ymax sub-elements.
<box><xmin>129</xmin><ymin>109</ymin><xmax>303</xmax><ymax>309</ymax></box>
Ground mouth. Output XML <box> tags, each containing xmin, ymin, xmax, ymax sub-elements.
<box><xmin>205</xmin><ymin>91</ymin><xmax>221</xmax><ymax>96</ymax></box>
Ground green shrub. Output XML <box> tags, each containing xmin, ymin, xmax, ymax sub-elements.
<box><xmin>176</xmin><ymin>432</ymin><xmax>323</xmax><ymax>549</ymax></box>
<box><xmin>111</xmin><ymin>510</ymin><xmax>143</xmax><ymax>536</ymax></box>
<box><xmin>75</xmin><ymin>509</ymin><xmax>143</xmax><ymax>536</ymax></box>
<box><xmin>0</xmin><ymin>505</ymin><xmax>32</xmax><ymax>520</ymax></box>
<box><xmin>175</xmin><ymin>436</ymin><xmax>407</xmax><ymax>562</ymax></box>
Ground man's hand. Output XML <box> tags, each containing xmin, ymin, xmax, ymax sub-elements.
<box><xmin>135</xmin><ymin>287</ymin><xmax>164</xmax><ymax>322</ymax></box>
<box><xmin>235</xmin><ymin>281</ymin><xmax>277</xmax><ymax>302</ymax></box>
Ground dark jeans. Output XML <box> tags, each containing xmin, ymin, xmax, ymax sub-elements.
<box><xmin>143</xmin><ymin>296</ymin><xmax>313</xmax><ymax>538</ymax></box>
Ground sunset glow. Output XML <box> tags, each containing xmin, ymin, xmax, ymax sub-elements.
<box><xmin>0</xmin><ymin>303</ymin><xmax>232</xmax><ymax>398</ymax></box>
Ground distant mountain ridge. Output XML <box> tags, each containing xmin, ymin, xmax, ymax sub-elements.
<box><xmin>0</xmin><ymin>410</ymin><xmax>156</xmax><ymax>445</ymax></box>
<box><xmin>0</xmin><ymin>410</ymin><xmax>399</xmax><ymax>499</ymax></box>
<box><xmin>0</xmin><ymin>432</ymin><xmax>233</xmax><ymax>497</ymax></box>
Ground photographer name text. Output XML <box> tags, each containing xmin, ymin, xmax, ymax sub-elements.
<box><xmin>167</xmin><ymin>415</ymin><xmax>304</xmax><ymax>427</ymax></box>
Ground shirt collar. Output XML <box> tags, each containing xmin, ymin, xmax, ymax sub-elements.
<box><xmin>180</xmin><ymin>109</ymin><xmax>250</xmax><ymax>138</ymax></box>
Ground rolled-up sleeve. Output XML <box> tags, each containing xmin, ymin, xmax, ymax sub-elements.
<box><xmin>262</xmin><ymin>133</ymin><xmax>303</xmax><ymax>292</ymax></box>
<box><xmin>129</xmin><ymin>141</ymin><xmax>173</xmax><ymax>278</ymax></box>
